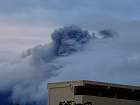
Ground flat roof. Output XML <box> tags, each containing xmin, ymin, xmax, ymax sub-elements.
<box><xmin>48</xmin><ymin>80</ymin><xmax>140</xmax><ymax>90</ymax></box>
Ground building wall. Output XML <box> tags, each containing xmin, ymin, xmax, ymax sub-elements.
<box><xmin>48</xmin><ymin>81</ymin><xmax>140</xmax><ymax>105</ymax></box>
<box><xmin>48</xmin><ymin>86</ymin><xmax>74</xmax><ymax>105</ymax></box>
<box><xmin>48</xmin><ymin>86</ymin><xmax>140</xmax><ymax>105</ymax></box>
<box><xmin>82</xmin><ymin>95</ymin><xmax>140</xmax><ymax>105</ymax></box>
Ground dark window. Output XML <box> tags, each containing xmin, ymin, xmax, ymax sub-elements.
<box><xmin>74</xmin><ymin>84</ymin><xmax>140</xmax><ymax>101</ymax></box>
<box><xmin>75</xmin><ymin>86</ymin><xmax>100</xmax><ymax>96</ymax></box>
<box><xmin>101</xmin><ymin>89</ymin><xmax>115</xmax><ymax>98</ymax></box>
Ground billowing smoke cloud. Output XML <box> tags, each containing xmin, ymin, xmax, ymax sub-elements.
<box><xmin>0</xmin><ymin>26</ymin><xmax>91</xmax><ymax>105</ymax></box>
<box><xmin>51</xmin><ymin>26</ymin><xmax>90</xmax><ymax>56</ymax></box>
<box><xmin>49</xmin><ymin>29</ymin><xmax>140</xmax><ymax>85</ymax></box>
<box><xmin>0</xmin><ymin>25</ymin><xmax>140</xmax><ymax>105</ymax></box>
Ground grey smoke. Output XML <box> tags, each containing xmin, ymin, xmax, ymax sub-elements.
<box><xmin>98</xmin><ymin>29</ymin><xmax>116</xmax><ymax>38</ymax></box>
<box><xmin>0</xmin><ymin>26</ymin><xmax>92</xmax><ymax>104</ymax></box>
<box><xmin>91</xmin><ymin>29</ymin><xmax>117</xmax><ymax>39</ymax></box>
<box><xmin>0</xmin><ymin>25</ymin><xmax>139</xmax><ymax>105</ymax></box>
<box><xmin>51</xmin><ymin>26</ymin><xmax>91</xmax><ymax>56</ymax></box>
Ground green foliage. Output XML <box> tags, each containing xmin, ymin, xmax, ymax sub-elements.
<box><xmin>59</xmin><ymin>100</ymin><xmax>92</xmax><ymax>105</ymax></box>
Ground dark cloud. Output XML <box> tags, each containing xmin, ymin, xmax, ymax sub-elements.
<box><xmin>0</xmin><ymin>26</ymin><xmax>92</xmax><ymax>104</ymax></box>
<box><xmin>0</xmin><ymin>0</ymin><xmax>140</xmax><ymax>104</ymax></box>
<box><xmin>51</xmin><ymin>26</ymin><xmax>90</xmax><ymax>55</ymax></box>
<box><xmin>0</xmin><ymin>25</ymin><xmax>140</xmax><ymax>105</ymax></box>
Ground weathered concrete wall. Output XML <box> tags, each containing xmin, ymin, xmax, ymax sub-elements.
<box><xmin>48</xmin><ymin>86</ymin><xmax>74</xmax><ymax>105</ymax></box>
<box><xmin>48</xmin><ymin>80</ymin><xmax>140</xmax><ymax>105</ymax></box>
<box><xmin>82</xmin><ymin>95</ymin><xmax>140</xmax><ymax>105</ymax></box>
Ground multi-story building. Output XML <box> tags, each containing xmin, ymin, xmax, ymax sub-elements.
<box><xmin>48</xmin><ymin>80</ymin><xmax>140</xmax><ymax>105</ymax></box>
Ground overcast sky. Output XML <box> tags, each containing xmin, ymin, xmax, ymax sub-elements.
<box><xmin>0</xmin><ymin>1</ymin><xmax>140</xmax><ymax>104</ymax></box>
<box><xmin>0</xmin><ymin>0</ymin><xmax>140</xmax><ymax>53</ymax></box>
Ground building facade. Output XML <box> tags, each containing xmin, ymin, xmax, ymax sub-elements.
<box><xmin>48</xmin><ymin>80</ymin><xmax>140</xmax><ymax>105</ymax></box>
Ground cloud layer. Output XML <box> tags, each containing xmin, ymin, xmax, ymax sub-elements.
<box><xmin>1</xmin><ymin>0</ymin><xmax>140</xmax><ymax>26</ymax></box>
<box><xmin>0</xmin><ymin>26</ymin><xmax>92</xmax><ymax>104</ymax></box>
<box><xmin>0</xmin><ymin>26</ymin><xmax>140</xmax><ymax>105</ymax></box>
<box><xmin>0</xmin><ymin>0</ymin><xmax>140</xmax><ymax>105</ymax></box>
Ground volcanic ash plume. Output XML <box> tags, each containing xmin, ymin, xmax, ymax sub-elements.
<box><xmin>51</xmin><ymin>26</ymin><xmax>91</xmax><ymax>56</ymax></box>
<box><xmin>1</xmin><ymin>25</ymin><xmax>139</xmax><ymax>105</ymax></box>
<box><xmin>0</xmin><ymin>26</ymin><xmax>92</xmax><ymax>105</ymax></box>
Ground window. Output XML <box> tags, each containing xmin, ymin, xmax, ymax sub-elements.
<box><xmin>74</xmin><ymin>84</ymin><xmax>140</xmax><ymax>101</ymax></box>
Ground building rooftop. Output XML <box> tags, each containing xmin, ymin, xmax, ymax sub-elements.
<box><xmin>48</xmin><ymin>80</ymin><xmax>140</xmax><ymax>102</ymax></box>
<box><xmin>48</xmin><ymin>80</ymin><xmax>140</xmax><ymax>90</ymax></box>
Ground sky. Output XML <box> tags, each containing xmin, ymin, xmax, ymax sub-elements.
<box><xmin>1</xmin><ymin>0</ymin><xmax>140</xmax><ymax>53</ymax></box>
<box><xmin>0</xmin><ymin>0</ymin><xmax>140</xmax><ymax>104</ymax></box>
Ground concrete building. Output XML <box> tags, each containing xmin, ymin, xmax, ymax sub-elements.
<box><xmin>48</xmin><ymin>80</ymin><xmax>140</xmax><ymax>105</ymax></box>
